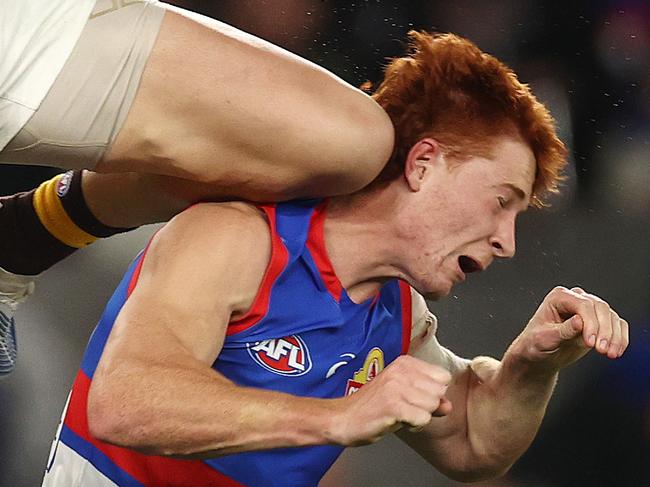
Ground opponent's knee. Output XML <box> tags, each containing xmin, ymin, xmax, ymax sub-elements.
<box><xmin>325</xmin><ymin>94</ymin><xmax>394</xmax><ymax>194</ymax></box>
<box><xmin>351</xmin><ymin>100</ymin><xmax>395</xmax><ymax>186</ymax></box>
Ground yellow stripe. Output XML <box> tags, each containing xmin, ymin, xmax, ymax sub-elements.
<box><xmin>33</xmin><ymin>175</ymin><xmax>98</xmax><ymax>249</ymax></box>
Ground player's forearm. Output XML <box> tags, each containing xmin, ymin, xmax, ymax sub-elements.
<box><xmin>402</xmin><ymin>355</ymin><xmax>557</xmax><ymax>482</ymax></box>
<box><xmin>462</xmin><ymin>354</ymin><xmax>558</xmax><ymax>478</ymax></box>
<box><xmin>87</xmin><ymin>357</ymin><xmax>340</xmax><ymax>457</ymax></box>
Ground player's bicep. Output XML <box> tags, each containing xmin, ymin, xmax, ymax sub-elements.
<box><xmin>102</xmin><ymin>203</ymin><xmax>271</xmax><ymax>367</ymax></box>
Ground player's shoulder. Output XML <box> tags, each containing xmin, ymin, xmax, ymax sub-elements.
<box><xmin>150</xmin><ymin>201</ymin><xmax>272</xmax><ymax>264</ymax></box>
<box><xmin>139</xmin><ymin>202</ymin><xmax>273</xmax><ymax>309</ymax></box>
<box><xmin>173</xmin><ymin>201</ymin><xmax>267</xmax><ymax>228</ymax></box>
<box><xmin>163</xmin><ymin>201</ymin><xmax>269</xmax><ymax>241</ymax></box>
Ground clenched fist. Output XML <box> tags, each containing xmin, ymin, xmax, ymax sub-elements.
<box><xmin>330</xmin><ymin>355</ymin><xmax>452</xmax><ymax>446</ymax></box>
<box><xmin>506</xmin><ymin>286</ymin><xmax>629</xmax><ymax>371</ymax></box>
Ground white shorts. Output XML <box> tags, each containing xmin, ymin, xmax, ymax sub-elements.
<box><xmin>0</xmin><ymin>0</ymin><xmax>96</xmax><ymax>151</ymax></box>
<box><xmin>0</xmin><ymin>0</ymin><xmax>166</xmax><ymax>169</ymax></box>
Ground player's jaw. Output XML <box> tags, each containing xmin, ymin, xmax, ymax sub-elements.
<box><xmin>416</xmin><ymin>251</ymin><xmax>492</xmax><ymax>299</ymax></box>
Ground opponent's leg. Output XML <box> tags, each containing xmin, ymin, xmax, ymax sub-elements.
<box><xmin>99</xmin><ymin>3</ymin><xmax>394</xmax><ymax>200</ymax></box>
<box><xmin>0</xmin><ymin>163</ymin><xmax>262</xmax><ymax>285</ymax></box>
<box><xmin>1</xmin><ymin>1</ymin><xmax>393</xmax><ymax>201</ymax></box>
<box><xmin>79</xmin><ymin>171</ymin><xmax>192</xmax><ymax>229</ymax></box>
<box><xmin>0</xmin><ymin>166</ymin><xmax>248</xmax><ymax>374</ymax></box>
<box><xmin>0</xmin><ymin>171</ymin><xmax>136</xmax><ymax>277</ymax></box>
<box><xmin>0</xmin><ymin>170</ymin><xmax>135</xmax><ymax>375</ymax></box>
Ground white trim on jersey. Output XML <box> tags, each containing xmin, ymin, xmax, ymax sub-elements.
<box><xmin>42</xmin><ymin>442</ymin><xmax>119</xmax><ymax>487</ymax></box>
<box><xmin>42</xmin><ymin>391</ymin><xmax>118</xmax><ymax>487</ymax></box>
<box><xmin>408</xmin><ymin>288</ymin><xmax>471</xmax><ymax>374</ymax></box>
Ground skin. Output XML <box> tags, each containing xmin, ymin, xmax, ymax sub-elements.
<box><xmin>80</xmin><ymin>171</ymin><xmax>218</xmax><ymax>228</ymax></box>
<box><xmin>87</xmin><ymin>135</ymin><xmax>629</xmax><ymax>480</ymax></box>
<box><xmin>96</xmin><ymin>4</ymin><xmax>394</xmax><ymax>202</ymax></box>
<box><xmin>2</xmin><ymin>3</ymin><xmax>394</xmax><ymax>231</ymax></box>
<box><xmin>323</xmin><ymin>136</ymin><xmax>534</xmax><ymax>303</ymax></box>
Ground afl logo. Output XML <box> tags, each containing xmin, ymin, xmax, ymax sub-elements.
<box><xmin>56</xmin><ymin>171</ymin><xmax>74</xmax><ymax>197</ymax></box>
<box><xmin>247</xmin><ymin>335</ymin><xmax>312</xmax><ymax>377</ymax></box>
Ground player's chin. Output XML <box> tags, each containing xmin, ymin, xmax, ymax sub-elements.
<box><xmin>408</xmin><ymin>275</ymin><xmax>451</xmax><ymax>300</ymax></box>
<box><xmin>421</xmin><ymin>283</ymin><xmax>451</xmax><ymax>301</ymax></box>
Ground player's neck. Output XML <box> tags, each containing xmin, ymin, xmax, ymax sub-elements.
<box><xmin>325</xmin><ymin>185</ymin><xmax>405</xmax><ymax>303</ymax></box>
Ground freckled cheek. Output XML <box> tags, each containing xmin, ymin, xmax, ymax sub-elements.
<box><xmin>417</xmin><ymin>253</ymin><xmax>445</xmax><ymax>277</ymax></box>
<box><xmin>399</xmin><ymin>221</ymin><xmax>421</xmax><ymax>240</ymax></box>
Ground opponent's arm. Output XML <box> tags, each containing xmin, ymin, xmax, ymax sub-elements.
<box><xmin>398</xmin><ymin>288</ymin><xmax>629</xmax><ymax>482</ymax></box>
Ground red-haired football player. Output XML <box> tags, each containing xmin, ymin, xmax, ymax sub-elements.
<box><xmin>42</xmin><ymin>32</ymin><xmax>628</xmax><ymax>486</ymax></box>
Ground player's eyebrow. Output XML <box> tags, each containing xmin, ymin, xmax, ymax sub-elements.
<box><xmin>503</xmin><ymin>183</ymin><xmax>528</xmax><ymax>202</ymax></box>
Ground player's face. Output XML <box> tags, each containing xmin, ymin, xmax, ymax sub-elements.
<box><xmin>399</xmin><ymin>136</ymin><xmax>536</xmax><ymax>299</ymax></box>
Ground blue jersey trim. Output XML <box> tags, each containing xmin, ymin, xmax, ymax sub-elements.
<box><xmin>80</xmin><ymin>253</ymin><xmax>143</xmax><ymax>378</ymax></box>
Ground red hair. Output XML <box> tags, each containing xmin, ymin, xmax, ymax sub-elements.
<box><xmin>363</xmin><ymin>31</ymin><xmax>567</xmax><ymax>206</ymax></box>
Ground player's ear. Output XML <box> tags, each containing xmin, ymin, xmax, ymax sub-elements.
<box><xmin>403</xmin><ymin>138</ymin><xmax>441</xmax><ymax>191</ymax></box>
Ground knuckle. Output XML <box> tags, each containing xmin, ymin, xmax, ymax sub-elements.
<box><xmin>390</xmin><ymin>356</ymin><xmax>406</xmax><ymax>369</ymax></box>
<box><xmin>550</xmin><ymin>286</ymin><xmax>568</xmax><ymax>297</ymax></box>
<box><xmin>579</xmin><ymin>299</ymin><xmax>596</xmax><ymax>314</ymax></box>
<box><xmin>596</xmin><ymin>328</ymin><xmax>610</xmax><ymax>339</ymax></box>
<box><xmin>416</xmin><ymin>412</ymin><xmax>433</xmax><ymax>427</ymax></box>
<box><xmin>383</xmin><ymin>374</ymin><xmax>402</xmax><ymax>390</ymax></box>
<box><xmin>589</xmin><ymin>292</ymin><xmax>604</xmax><ymax>302</ymax></box>
<box><xmin>395</xmin><ymin>355</ymin><xmax>415</xmax><ymax>370</ymax></box>
<box><xmin>431</xmin><ymin>368</ymin><xmax>452</xmax><ymax>384</ymax></box>
<box><xmin>441</xmin><ymin>371</ymin><xmax>452</xmax><ymax>384</ymax></box>
<box><xmin>596</xmin><ymin>302</ymin><xmax>611</xmax><ymax>315</ymax></box>
<box><xmin>395</xmin><ymin>404</ymin><xmax>412</xmax><ymax>423</ymax></box>
<box><xmin>387</xmin><ymin>360</ymin><xmax>406</xmax><ymax>374</ymax></box>
<box><xmin>386</xmin><ymin>397</ymin><xmax>403</xmax><ymax>416</ymax></box>
<box><xmin>427</xmin><ymin>382</ymin><xmax>446</xmax><ymax>398</ymax></box>
<box><xmin>402</xmin><ymin>354</ymin><xmax>417</xmax><ymax>364</ymax></box>
<box><xmin>584</xmin><ymin>317</ymin><xmax>599</xmax><ymax>331</ymax></box>
<box><xmin>531</xmin><ymin>328</ymin><xmax>544</xmax><ymax>344</ymax></box>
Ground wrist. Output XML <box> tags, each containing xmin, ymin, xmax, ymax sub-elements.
<box><xmin>500</xmin><ymin>348</ymin><xmax>560</xmax><ymax>386</ymax></box>
<box><xmin>503</xmin><ymin>333</ymin><xmax>562</xmax><ymax>376</ymax></box>
<box><xmin>287</xmin><ymin>395</ymin><xmax>350</xmax><ymax>448</ymax></box>
<box><xmin>231</xmin><ymin>388</ymin><xmax>347</xmax><ymax>451</ymax></box>
<box><xmin>323</xmin><ymin>397</ymin><xmax>352</xmax><ymax>447</ymax></box>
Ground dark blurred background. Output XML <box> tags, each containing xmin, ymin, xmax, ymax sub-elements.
<box><xmin>1</xmin><ymin>1</ymin><xmax>649</xmax><ymax>485</ymax></box>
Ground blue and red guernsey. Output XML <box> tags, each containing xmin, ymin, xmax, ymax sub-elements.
<box><xmin>46</xmin><ymin>200</ymin><xmax>413</xmax><ymax>487</ymax></box>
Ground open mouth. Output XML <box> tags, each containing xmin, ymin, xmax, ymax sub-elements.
<box><xmin>458</xmin><ymin>255</ymin><xmax>482</xmax><ymax>274</ymax></box>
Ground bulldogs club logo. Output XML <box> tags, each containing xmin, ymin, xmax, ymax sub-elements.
<box><xmin>345</xmin><ymin>347</ymin><xmax>385</xmax><ymax>396</ymax></box>
<box><xmin>247</xmin><ymin>335</ymin><xmax>312</xmax><ymax>376</ymax></box>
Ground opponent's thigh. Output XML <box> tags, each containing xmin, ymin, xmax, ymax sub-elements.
<box><xmin>102</xmin><ymin>5</ymin><xmax>393</xmax><ymax>199</ymax></box>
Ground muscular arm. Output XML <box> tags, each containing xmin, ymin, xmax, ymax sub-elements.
<box><xmin>399</xmin><ymin>289</ymin><xmax>628</xmax><ymax>482</ymax></box>
<box><xmin>399</xmin><ymin>348</ymin><xmax>556</xmax><ymax>482</ymax></box>
<box><xmin>87</xmin><ymin>206</ymin><xmax>462</xmax><ymax>459</ymax></box>
<box><xmin>87</xmin><ymin>203</ymin><xmax>340</xmax><ymax>457</ymax></box>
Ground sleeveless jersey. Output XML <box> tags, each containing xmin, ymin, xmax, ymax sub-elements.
<box><xmin>43</xmin><ymin>200</ymin><xmax>414</xmax><ymax>487</ymax></box>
